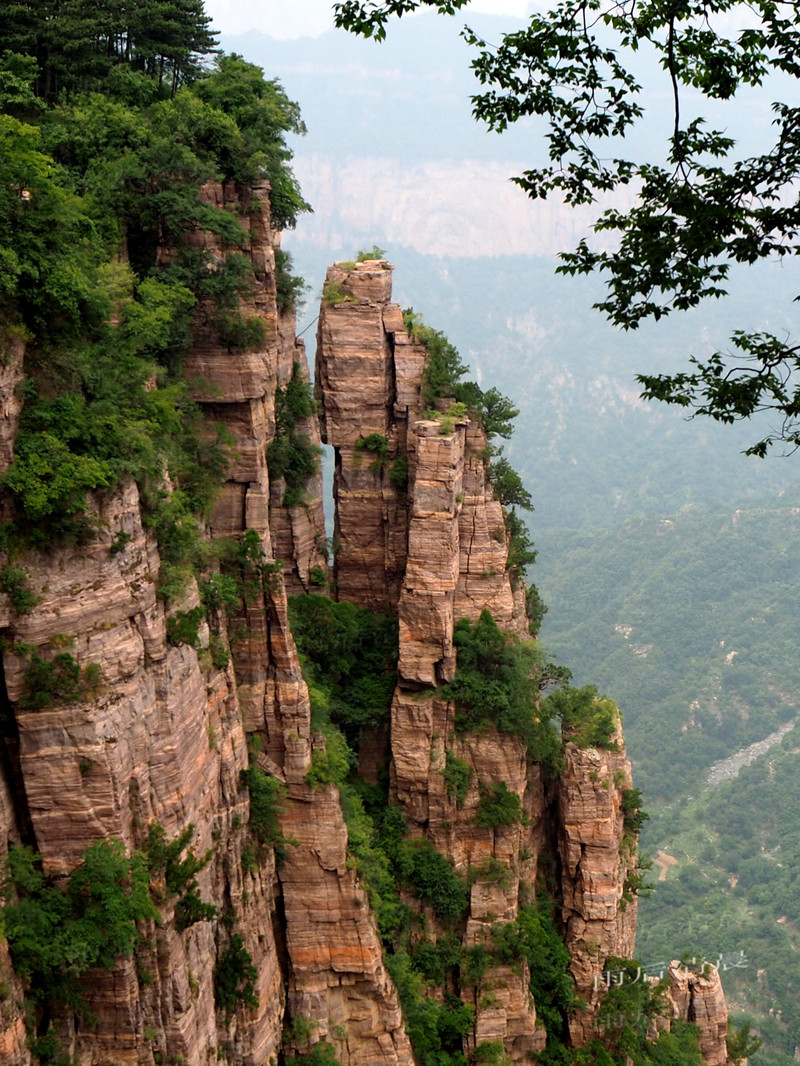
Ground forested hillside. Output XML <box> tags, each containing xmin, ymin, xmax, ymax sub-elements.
<box><xmin>237</xmin><ymin>19</ymin><xmax>800</xmax><ymax>1066</ymax></box>
<box><xmin>0</xmin><ymin>6</ymin><xmax>682</xmax><ymax>1066</ymax></box>
<box><xmin>0</xmin><ymin>1</ymin><xmax>308</xmax><ymax>552</ymax></box>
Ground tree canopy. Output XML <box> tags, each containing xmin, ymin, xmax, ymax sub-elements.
<box><xmin>0</xmin><ymin>6</ymin><xmax>309</xmax><ymax>550</ymax></box>
<box><xmin>334</xmin><ymin>0</ymin><xmax>800</xmax><ymax>456</ymax></box>
<box><xmin>1</xmin><ymin>0</ymin><xmax>218</xmax><ymax>99</ymax></box>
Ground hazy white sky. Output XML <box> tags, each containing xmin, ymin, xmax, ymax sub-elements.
<box><xmin>204</xmin><ymin>0</ymin><xmax>533</xmax><ymax>38</ymax></box>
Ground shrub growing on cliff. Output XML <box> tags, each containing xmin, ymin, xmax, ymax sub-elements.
<box><xmin>17</xmin><ymin>646</ymin><xmax>103</xmax><ymax>710</ymax></box>
<box><xmin>2</xmin><ymin>840</ymin><xmax>157</xmax><ymax>1010</ymax></box>
<box><xmin>355</xmin><ymin>432</ymin><xmax>389</xmax><ymax>472</ymax></box>
<box><xmin>144</xmin><ymin>823</ymin><xmax>217</xmax><ymax>930</ymax></box>
<box><xmin>386</xmin><ymin>949</ymin><xmax>473</xmax><ymax>1066</ymax></box>
<box><xmin>440</xmin><ymin>609</ymin><xmax>563</xmax><ymax>771</ymax></box>
<box><xmin>621</xmin><ymin>788</ymin><xmax>649</xmax><ymax>838</ymax></box>
<box><xmin>214</xmin><ymin>931</ymin><xmax>259</xmax><ymax>1014</ymax></box>
<box><xmin>396</xmin><ymin>838</ymin><xmax>469</xmax><ymax>921</ymax></box>
<box><xmin>545</xmin><ymin>685</ymin><xmax>620</xmax><ymax>750</ymax></box>
<box><xmin>268</xmin><ymin>362</ymin><xmax>322</xmax><ymax>508</ymax></box>
<box><xmin>442</xmin><ymin>750</ymin><xmax>472</xmax><ymax>807</ymax></box>
<box><xmin>291</xmin><ymin>1042</ymin><xmax>343</xmax><ymax>1066</ymax></box>
<box><xmin>166</xmin><ymin>605</ymin><xmax>205</xmax><ymax>648</ymax></box>
<box><xmin>475</xmin><ymin>782</ymin><xmax>523</xmax><ymax>829</ymax></box>
<box><xmin>0</xmin><ymin>564</ymin><xmax>37</xmax><ymax>614</ymax></box>
<box><xmin>240</xmin><ymin>765</ymin><xmax>296</xmax><ymax>865</ymax></box>
<box><xmin>288</xmin><ymin>595</ymin><xmax>398</xmax><ymax>737</ymax></box>
<box><xmin>275</xmin><ymin>249</ymin><xmax>307</xmax><ymax>314</ymax></box>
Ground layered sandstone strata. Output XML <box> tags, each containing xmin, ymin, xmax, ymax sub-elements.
<box><xmin>181</xmin><ymin>181</ymin><xmax>327</xmax><ymax>593</ymax></box>
<box><xmin>557</xmin><ymin>730</ymin><xmax>639</xmax><ymax>1043</ymax></box>
<box><xmin>0</xmin><ymin>204</ymin><xmax>403</xmax><ymax>1066</ymax></box>
<box><xmin>317</xmin><ymin>261</ymin><xmax>546</xmax><ymax>1061</ymax></box>
<box><xmin>0</xmin><ymin>233</ymin><xmax>735</xmax><ymax>1066</ymax></box>
<box><xmin>666</xmin><ymin>963</ymin><xmax>732</xmax><ymax>1066</ymax></box>
<box><xmin>315</xmin><ymin>260</ymin><xmax>408</xmax><ymax>612</ymax></box>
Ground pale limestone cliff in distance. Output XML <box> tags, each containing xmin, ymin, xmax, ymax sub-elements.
<box><xmin>0</xmin><ymin>192</ymin><xmax>731</xmax><ymax>1066</ymax></box>
<box><xmin>292</xmin><ymin>155</ymin><xmax>631</xmax><ymax>259</ymax></box>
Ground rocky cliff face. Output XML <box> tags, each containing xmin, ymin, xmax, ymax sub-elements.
<box><xmin>0</xmin><ymin>197</ymin><xmax>733</xmax><ymax>1066</ymax></box>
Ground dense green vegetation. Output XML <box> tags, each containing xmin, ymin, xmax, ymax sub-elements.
<box><xmin>0</xmin><ymin>12</ymin><xmax>308</xmax><ymax>557</ymax></box>
<box><xmin>537</xmin><ymin>506</ymin><xmax>800</xmax><ymax>802</ymax></box>
<box><xmin>214</xmin><ymin>931</ymin><xmax>258</xmax><ymax>1014</ymax></box>
<box><xmin>268</xmin><ymin>361</ymin><xmax>322</xmax><ymax>508</ymax></box>
<box><xmin>2</xmin><ymin>840</ymin><xmax>157</xmax><ymax>1059</ymax></box>
<box><xmin>636</xmin><ymin>729</ymin><xmax>800</xmax><ymax>1066</ymax></box>
<box><xmin>16</xmin><ymin>644</ymin><xmax>103</xmax><ymax>710</ymax></box>
<box><xmin>144</xmin><ymin>823</ymin><xmax>217</xmax><ymax>930</ymax></box>
<box><xmin>240</xmin><ymin>763</ymin><xmax>294</xmax><ymax>865</ymax></box>
<box><xmin>441</xmin><ymin>609</ymin><xmax>565</xmax><ymax>770</ymax></box>
<box><xmin>288</xmin><ymin>595</ymin><xmax>398</xmax><ymax>741</ymax></box>
<box><xmin>544</xmin><ymin>686</ymin><xmax>620</xmax><ymax>751</ymax></box>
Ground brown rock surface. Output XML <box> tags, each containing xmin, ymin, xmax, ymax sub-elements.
<box><xmin>0</xmin><ymin>208</ymin><xmax>407</xmax><ymax>1066</ymax></box>
<box><xmin>557</xmin><ymin>729</ymin><xmax>638</xmax><ymax>1043</ymax></box>
<box><xmin>315</xmin><ymin>261</ymin><xmax>410</xmax><ymax>612</ymax></box>
<box><xmin>666</xmin><ymin>963</ymin><xmax>731</xmax><ymax>1066</ymax></box>
<box><xmin>0</xmin><ymin>238</ymin><xmax>701</xmax><ymax>1066</ymax></box>
<box><xmin>280</xmin><ymin>773</ymin><xmax>414</xmax><ymax>1066</ymax></box>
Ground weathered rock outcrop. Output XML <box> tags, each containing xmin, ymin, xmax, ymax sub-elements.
<box><xmin>315</xmin><ymin>261</ymin><xmax>408</xmax><ymax>613</ymax></box>
<box><xmin>315</xmin><ymin>259</ymin><xmax>731</xmax><ymax>1066</ymax></box>
<box><xmin>0</xmin><ymin>229</ymin><xmax>731</xmax><ymax>1066</ymax></box>
<box><xmin>0</xmin><ymin>198</ymin><xmax>402</xmax><ymax>1066</ymax></box>
<box><xmin>666</xmin><ymin>963</ymin><xmax>731</xmax><ymax>1066</ymax></box>
<box><xmin>557</xmin><ymin>731</ymin><xmax>638</xmax><ymax>1043</ymax></box>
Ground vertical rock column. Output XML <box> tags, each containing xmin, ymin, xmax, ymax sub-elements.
<box><xmin>315</xmin><ymin>260</ymin><xmax>408</xmax><ymax>612</ymax></box>
<box><xmin>666</xmin><ymin>963</ymin><xmax>731</xmax><ymax>1066</ymax></box>
<box><xmin>454</xmin><ymin>421</ymin><xmax>523</xmax><ymax>633</ymax></box>
<box><xmin>182</xmin><ymin>182</ymin><xmax>326</xmax><ymax>592</ymax></box>
<box><xmin>557</xmin><ymin>730</ymin><xmax>639</xmax><ymax>1044</ymax></box>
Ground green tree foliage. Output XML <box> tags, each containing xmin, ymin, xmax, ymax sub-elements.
<box><xmin>17</xmin><ymin>646</ymin><xmax>102</xmax><ymax>710</ymax></box>
<box><xmin>440</xmin><ymin>609</ymin><xmax>564</xmax><ymax>769</ymax></box>
<box><xmin>240</xmin><ymin>765</ymin><xmax>295</xmax><ymax>864</ymax></box>
<box><xmin>288</xmin><ymin>595</ymin><xmax>399</xmax><ymax>737</ymax></box>
<box><xmin>192</xmin><ymin>53</ymin><xmax>310</xmax><ymax>228</ymax></box>
<box><xmin>545</xmin><ymin>685</ymin><xmax>620</xmax><ymax>750</ymax></box>
<box><xmin>336</xmin><ymin>0</ymin><xmax>800</xmax><ymax>455</ymax></box>
<box><xmin>355</xmin><ymin>433</ymin><xmax>389</xmax><ymax>472</ymax></box>
<box><xmin>442</xmin><ymin>750</ymin><xmax>472</xmax><ymax>806</ymax></box>
<box><xmin>0</xmin><ymin>0</ymin><xmax>218</xmax><ymax>100</ymax></box>
<box><xmin>475</xmin><ymin>782</ymin><xmax>523</xmax><ymax>829</ymax></box>
<box><xmin>2</xmin><ymin>840</ymin><xmax>157</xmax><ymax>1010</ymax></box>
<box><xmin>488</xmin><ymin>458</ymin><xmax>532</xmax><ymax>511</ymax></box>
<box><xmin>292</xmin><ymin>1042</ymin><xmax>343</xmax><ymax>1066</ymax></box>
<box><xmin>144</xmin><ymin>823</ymin><xmax>216</xmax><ymax>930</ymax></box>
<box><xmin>404</xmin><ymin>309</ymin><xmax>518</xmax><ymax>442</ymax></box>
<box><xmin>396</xmin><ymin>838</ymin><xmax>469</xmax><ymax>920</ymax></box>
<box><xmin>386</xmin><ymin>950</ymin><xmax>472</xmax><ymax>1066</ymax></box>
<box><xmin>268</xmin><ymin>362</ymin><xmax>322</xmax><ymax>508</ymax></box>
<box><xmin>214</xmin><ymin>931</ymin><xmax>258</xmax><ymax>1014</ymax></box>
<box><xmin>727</xmin><ymin>1021</ymin><xmax>762</xmax><ymax>1066</ymax></box>
<box><xmin>621</xmin><ymin>789</ymin><xmax>649</xmax><ymax>838</ymax></box>
<box><xmin>0</xmin><ymin>39</ymin><xmax>307</xmax><ymax>549</ymax></box>
<box><xmin>275</xmin><ymin>249</ymin><xmax>308</xmax><ymax>313</ymax></box>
